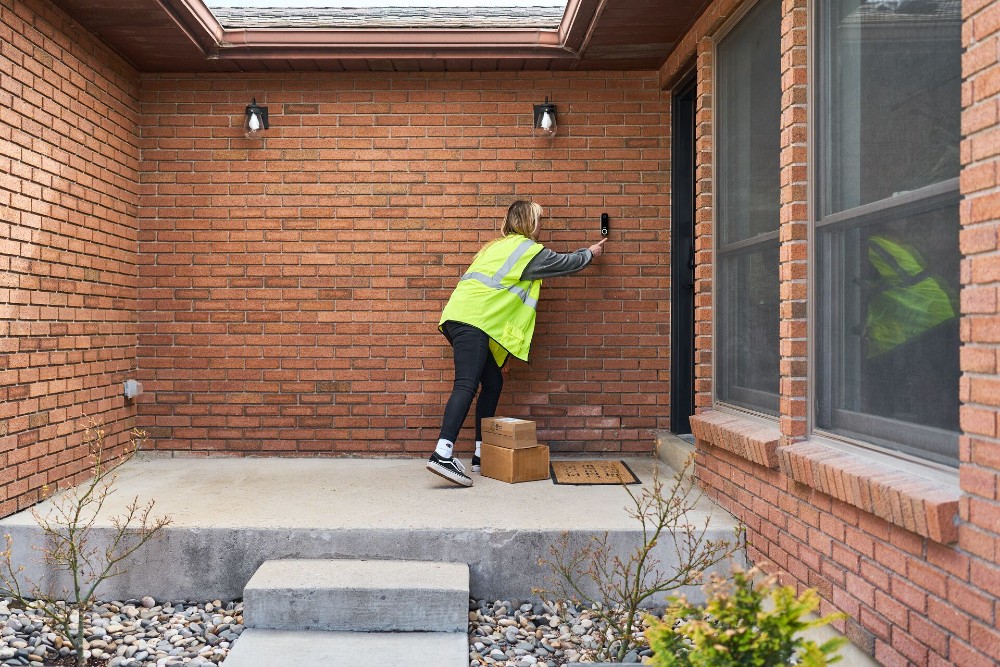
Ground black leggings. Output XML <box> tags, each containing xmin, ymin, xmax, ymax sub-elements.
<box><xmin>438</xmin><ymin>322</ymin><xmax>504</xmax><ymax>444</ymax></box>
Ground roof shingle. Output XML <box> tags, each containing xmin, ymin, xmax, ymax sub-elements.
<box><xmin>209</xmin><ymin>5</ymin><xmax>565</xmax><ymax>29</ymax></box>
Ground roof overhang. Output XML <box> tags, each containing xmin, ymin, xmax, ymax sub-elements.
<box><xmin>49</xmin><ymin>0</ymin><xmax>710</xmax><ymax>72</ymax></box>
<box><xmin>163</xmin><ymin>0</ymin><xmax>593</xmax><ymax>62</ymax></box>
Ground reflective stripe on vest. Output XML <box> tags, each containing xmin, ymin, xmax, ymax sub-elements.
<box><xmin>458</xmin><ymin>238</ymin><xmax>540</xmax><ymax>308</ymax></box>
<box><xmin>439</xmin><ymin>235</ymin><xmax>544</xmax><ymax>364</ymax></box>
<box><xmin>868</xmin><ymin>236</ymin><xmax>930</xmax><ymax>288</ymax></box>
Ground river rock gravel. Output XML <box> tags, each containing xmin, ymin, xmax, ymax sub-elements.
<box><xmin>2</xmin><ymin>596</ymin><xmax>650</xmax><ymax>666</ymax></box>
<box><xmin>467</xmin><ymin>598</ymin><xmax>652</xmax><ymax>666</ymax></box>
<box><xmin>0</xmin><ymin>597</ymin><xmax>243</xmax><ymax>666</ymax></box>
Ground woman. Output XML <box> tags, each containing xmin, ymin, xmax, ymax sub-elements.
<box><xmin>427</xmin><ymin>201</ymin><xmax>607</xmax><ymax>487</ymax></box>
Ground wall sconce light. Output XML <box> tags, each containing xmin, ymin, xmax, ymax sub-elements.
<box><xmin>244</xmin><ymin>98</ymin><xmax>269</xmax><ymax>137</ymax></box>
<box><xmin>533</xmin><ymin>98</ymin><xmax>557</xmax><ymax>138</ymax></box>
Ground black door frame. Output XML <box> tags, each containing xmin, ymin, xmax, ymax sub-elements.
<box><xmin>670</xmin><ymin>74</ymin><xmax>697</xmax><ymax>434</ymax></box>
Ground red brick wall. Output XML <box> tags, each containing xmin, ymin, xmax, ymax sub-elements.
<box><xmin>959</xmin><ymin>0</ymin><xmax>1000</xmax><ymax>663</ymax></box>
<box><xmin>0</xmin><ymin>0</ymin><xmax>140</xmax><ymax>516</ymax></box>
<box><xmin>136</xmin><ymin>72</ymin><xmax>669</xmax><ymax>456</ymax></box>
<box><xmin>663</xmin><ymin>0</ymin><xmax>1000</xmax><ymax>664</ymax></box>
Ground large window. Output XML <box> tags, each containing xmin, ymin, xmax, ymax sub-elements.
<box><xmin>816</xmin><ymin>0</ymin><xmax>961</xmax><ymax>466</ymax></box>
<box><xmin>716</xmin><ymin>0</ymin><xmax>781</xmax><ymax>415</ymax></box>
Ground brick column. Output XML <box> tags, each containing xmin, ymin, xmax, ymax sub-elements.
<box><xmin>777</xmin><ymin>0</ymin><xmax>809</xmax><ymax>443</ymax></box>
<box><xmin>693</xmin><ymin>38</ymin><xmax>716</xmax><ymax>413</ymax></box>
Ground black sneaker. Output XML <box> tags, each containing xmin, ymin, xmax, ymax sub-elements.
<box><xmin>426</xmin><ymin>453</ymin><xmax>473</xmax><ymax>487</ymax></box>
<box><xmin>471</xmin><ymin>455</ymin><xmax>481</xmax><ymax>473</ymax></box>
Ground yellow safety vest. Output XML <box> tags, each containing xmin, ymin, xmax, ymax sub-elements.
<box><xmin>865</xmin><ymin>234</ymin><xmax>957</xmax><ymax>357</ymax></box>
<box><xmin>440</xmin><ymin>234</ymin><xmax>544</xmax><ymax>366</ymax></box>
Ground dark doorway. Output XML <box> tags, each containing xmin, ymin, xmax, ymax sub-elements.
<box><xmin>670</xmin><ymin>75</ymin><xmax>696</xmax><ymax>434</ymax></box>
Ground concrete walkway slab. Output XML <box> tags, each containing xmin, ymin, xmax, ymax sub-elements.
<box><xmin>0</xmin><ymin>455</ymin><xmax>739</xmax><ymax>603</ymax></box>
<box><xmin>220</xmin><ymin>629</ymin><xmax>468</xmax><ymax>667</ymax></box>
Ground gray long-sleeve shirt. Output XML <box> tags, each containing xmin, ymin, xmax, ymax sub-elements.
<box><xmin>521</xmin><ymin>247</ymin><xmax>593</xmax><ymax>280</ymax></box>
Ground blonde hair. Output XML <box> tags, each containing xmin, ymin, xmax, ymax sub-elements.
<box><xmin>502</xmin><ymin>200</ymin><xmax>542</xmax><ymax>240</ymax></box>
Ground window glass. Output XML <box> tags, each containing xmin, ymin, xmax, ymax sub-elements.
<box><xmin>716</xmin><ymin>0</ymin><xmax>781</xmax><ymax>415</ymax></box>
<box><xmin>820</xmin><ymin>0</ymin><xmax>960</xmax><ymax>217</ymax></box>
<box><xmin>816</xmin><ymin>0</ymin><xmax>961</xmax><ymax>465</ymax></box>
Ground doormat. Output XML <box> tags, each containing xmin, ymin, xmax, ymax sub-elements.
<box><xmin>549</xmin><ymin>460</ymin><xmax>641</xmax><ymax>485</ymax></box>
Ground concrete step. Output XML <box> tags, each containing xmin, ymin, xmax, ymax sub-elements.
<box><xmin>221</xmin><ymin>628</ymin><xmax>469</xmax><ymax>667</ymax></box>
<box><xmin>243</xmin><ymin>559</ymin><xmax>470</xmax><ymax>633</ymax></box>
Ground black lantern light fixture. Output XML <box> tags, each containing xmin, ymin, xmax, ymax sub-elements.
<box><xmin>244</xmin><ymin>98</ymin><xmax>269</xmax><ymax>137</ymax></box>
<box><xmin>533</xmin><ymin>98</ymin><xmax>557</xmax><ymax>138</ymax></box>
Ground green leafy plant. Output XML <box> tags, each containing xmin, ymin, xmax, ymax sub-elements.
<box><xmin>647</xmin><ymin>567</ymin><xmax>846</xmax><ymax>666</ymax></box>
<box><xmin>536</xmin><ymin>455</ymin><xmax>740</xmax><ymax>662</ymax></box>
<box><xmin>0</xmin><ymin>419</ymin><xmax>172</xmax><ymax>667</ymax></box>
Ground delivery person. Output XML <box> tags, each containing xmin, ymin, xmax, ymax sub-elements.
<box><xmin>426</xmin><ymin>201</ymin><xmax>607</xmax><ymax>487</ymax></box>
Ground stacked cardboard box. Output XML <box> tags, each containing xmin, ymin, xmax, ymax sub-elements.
<box><xmin>480</xmin><ymin>417</ymin><xmax>550</xmax><ymax>483</ymax></box>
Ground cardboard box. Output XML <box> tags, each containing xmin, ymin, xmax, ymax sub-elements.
<box><xmin>481</xmin><ymin>417</ymin><xmax>537</xmax><ymax>449</ymax></box>
<box><xmin>480</xmin><ymin>442</ymin><xmax>550</xmax><ymax>483</ymax></box>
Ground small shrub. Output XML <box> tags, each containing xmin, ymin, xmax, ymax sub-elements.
<box><xmin>0</xmin><ymin>419</ymin><xmax>172</xmax><ymax>667</ymax></box>
<box><xmin>535</xmin><ymin>456</ymin><xmax>740</xmax><ymax>662</ymax></box>
<box><xmin>646</xmin><ymin>567</ymin><xmax>846</xmax><ymax>667</ymax></box>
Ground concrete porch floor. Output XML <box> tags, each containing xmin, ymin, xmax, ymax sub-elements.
<box><xmin>0</xmin><ymin>442</ymin><xmax>739</xmax><ymax>605</ymax></box>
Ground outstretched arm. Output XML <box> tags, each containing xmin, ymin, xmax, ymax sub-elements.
<box><xmin>522</xmin><ymin>239</ymin><xmax>607</xmax><ymax>280</ymax></box>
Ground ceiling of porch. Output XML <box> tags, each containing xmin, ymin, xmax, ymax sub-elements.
<box><xmin>48</xmin><ymin>0</ymin><xmax>710</xmax><ymax>72</ymax></box>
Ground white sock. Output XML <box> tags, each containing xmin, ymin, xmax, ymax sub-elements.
<box><xmin>435</xmin><ymin>439</ymin><xmax>454</xmax><ymax>458</ymax></box>
<box><xmin>475</xmin><ymin>441</ymin><xmax>482</xmax><ymax>458</ymax></box>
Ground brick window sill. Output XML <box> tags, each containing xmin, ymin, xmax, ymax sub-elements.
<box><xmin>690</xmin><ymin>410</ymin><xmax>960</xmax><ymax>544</ymax></box>
<box><xmin>690</xmin><ymin>410</ymin><xmax>782</xmax><ymax>469</ymax></box>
